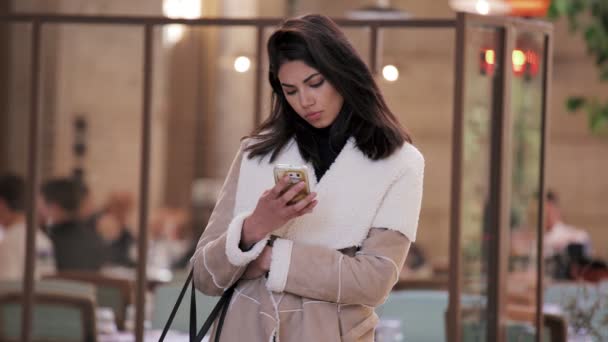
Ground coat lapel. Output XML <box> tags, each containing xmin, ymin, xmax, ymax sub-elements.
<box><xmin>237</xmin><ymin>137</ymin><xmax>403</xmax><ymax>249</ymax></box>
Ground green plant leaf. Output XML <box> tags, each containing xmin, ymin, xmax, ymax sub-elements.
<box><xmin>567</xmin><ymin>96</ymin><xmax>587</xmax><ymax>112</ymax></box>
<box><xmin>587</xmin><ymin>101</ymin><xmax>608</xmax><ymax>133</ymax></box>
<box><xmin>546</xmin><ymin>1</ymin><xmax>562</xmax><ymax>19</ymax></box>
<box><xmin>548</xmin><ymin>0</ymin><xmax>568</xmax><ymax>18</ymax></box>
<box><xmin>585</xmin><ymin>25</ymin><xmax>598</xmax><ymax>43</ymax></box>
<box><xmin>601</xmin><ymin>66</ymin><xmax>608</xmax><ymax>81</ymax></box>
<box><xmin>549</xmin><ymin>0</ymin><xmax>608</xmax><ymax>136</ymax></box>
<box><xmin>590</xmin><ymin>110</ymin><xmax>604</xmax><ymax>132</ymax></box>
<box><xmin>571</xmin><ymin>0</ymin><xmax>586</xmax><ymax>14</ymax></box>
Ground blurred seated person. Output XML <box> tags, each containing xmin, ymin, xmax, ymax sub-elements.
<box><xmin>544</xmin><ymin>190</ymin><xmax>590</xmax><ymax>258</ymax></box>
<box><xmin>76</xmin><ymin>179</ymin><xmax>96</xmax><ymax>221</ymax></box>
<box><xmin>543</xmin><ymin>190</ymin><xmax>599</xmax><ymax>280</ymax></box>
<box><xmin>561</xmin><ymin>243</ymin><xmax>608</xmax><ymax>282</ymax></box>
<box><xmin>84</xmin><ymin>188</ymin><xmax>136</xmax><ymax>268</ymax></box>
<box><xmin>0</xmin><ymin>173</ymin><xmax>54</xmax><ymax>280</ymax></box>
<box><xmin>148</xmin><ymin>207</ymin><xmax>191</xmax><ymax>270</ymax></box>
<box><xmin>40</xmin><ymin>177</ymin><xmax>107</xmax><ymax>271</ymax></box>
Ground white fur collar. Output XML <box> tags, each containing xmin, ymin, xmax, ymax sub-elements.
<box><xmin>234</xmin><ymin>137</ymin><xmax>423</xmax><ymax>250</ymax></box>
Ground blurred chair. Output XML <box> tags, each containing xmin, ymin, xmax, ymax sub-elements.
<box><xmin>543</xmin><ymin>313</ymin><xmax>567</xmax><ymax>342</ymax></box>
<box><xmin>151</xmin><ymin>280</ymin><xmax>219</xmax><ymax>333</ymax></box>
<box><xmin>0</xmin><ymin>279</ymin><xmax>95</xmax><ymax>298</ymax></box>
<box><xmin>0</xmin><ymin>280</ymin><xmax>97</xmax><ymax>342</ymax></box>
<box><xmin>44</xmin><ymin>271</ymin><xmax>133</xmax><ymax>331</ymax></box>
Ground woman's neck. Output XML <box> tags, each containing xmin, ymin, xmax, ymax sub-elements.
<box><xmin>313</xmin><ymin>124</ymin><xmax>332</xmax><ymax>137</ymax></box>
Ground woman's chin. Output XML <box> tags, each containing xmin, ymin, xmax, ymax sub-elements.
<box><xmin>311</xmin><ymin>123</ymin><xmax>329</xmax><ymax>129</ymax></box>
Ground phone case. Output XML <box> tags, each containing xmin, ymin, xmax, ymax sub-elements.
<box><xmin>273</xmin><ymin>164</ymin><xmax>311</xmax><ymax>205</ymax></box>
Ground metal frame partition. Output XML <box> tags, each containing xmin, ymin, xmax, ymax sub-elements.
<box><xmin>0</xmin><ymin>11</ymin><xmax>551</xmax><ymax>342</ymax></box>
<box><xmin>0</xmin><ymin>3</ymin><xmax>8</xmax><ymax>171</ymax></box>
<box><xmin>449</xmin><ymin>12</ymin><xmax>553</xmax><ymax>342</ymax></box>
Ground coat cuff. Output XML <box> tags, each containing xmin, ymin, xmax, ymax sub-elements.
<box><xmin>225</xmin><ymin>211</ymin><xmax>270</xmax><ymax>267</ymax></box>
<box><xmin>266</xmin><ymin>238</ymin><xmax>293</xmax><ymax>293</ymax></box>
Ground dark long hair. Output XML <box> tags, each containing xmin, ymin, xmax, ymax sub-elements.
<box><xmin>245</xmin><ymin>14</ymin><xmax>412</xmax><ymax>167</ymax></box>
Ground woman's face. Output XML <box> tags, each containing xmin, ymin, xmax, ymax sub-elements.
<box><xmin>278</xmin><ymin>60</ymin><xmax>344</xmax><ymax>129</ymax></box>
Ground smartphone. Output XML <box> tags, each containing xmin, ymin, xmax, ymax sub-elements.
<box><xmin>273</xmin><ymin>164</ymin><xmax>311</xmax><ymax>205</ymax></box>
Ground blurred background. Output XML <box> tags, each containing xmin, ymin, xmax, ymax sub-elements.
<box><xmin>0</xmin><ymin>0</ymin><xmax>607</xmax><ymax>341</ymax></box>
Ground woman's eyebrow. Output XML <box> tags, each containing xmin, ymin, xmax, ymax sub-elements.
<box><xmin>280</xmin><ymin>72</ymin><xmax>321</xmax><ymax>87</ymax></box>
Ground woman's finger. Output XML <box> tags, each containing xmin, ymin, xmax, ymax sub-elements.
<box><xmin>298</xmin><ymin>200</ymin><xmax>317</xmax><ymax>216</ymax></box>
<box><xmin>291</xmin><ymin>192</ymin><xmax>317</xmax><ymax>212</ymax></box>
<box><xmin>270</xmin><ymin>175</ymin><xmax>292</xmax><ymax>198</ymax></box>
<box><xmin>301</xmin><ymin>206</ymin><xmax>315</xmax><ymax>215</ymax></box>
<box><xmin>304</xmin><ymin>199</ymin><xmax>318</xmax><ymax>212</ymax></box>
<box><xmin>278</xmin><ymin>181</ymin><xmax>307</xmax><ymax>206</ymax></box>
<box><xmin>286</xmin><ymin>198</ymin><xmax>317</xmax><ymax>219</ymax></box>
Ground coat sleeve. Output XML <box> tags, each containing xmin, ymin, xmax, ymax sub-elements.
<box><xmin>265</xmin><ymin>153</ymin><xmax>424</xmax><ymax>307</ymax></box>
<box><xmin>190</xmin><ymin>143</ymin><xmax>271</xmax><ymax>296</ymax></box>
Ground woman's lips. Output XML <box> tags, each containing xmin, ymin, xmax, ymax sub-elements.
<box><xmin>305</xmin><ymin>111</ymin><xmax>322</xmax><ymax>121</ymax></box>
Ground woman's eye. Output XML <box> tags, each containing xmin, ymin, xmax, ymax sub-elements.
<box><xmin>285</xmin><ymin>90</ymin><xmax>297</xmax><ymax>95</ymax></box>
<box><xmin>310</xmin><ymin>79</ymin><xmax>325</xmax><ymax>88</ymax></box>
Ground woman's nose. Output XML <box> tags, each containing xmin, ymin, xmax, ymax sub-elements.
<box><xmin>299</xmin><ymin>90</ymin><xmax>315</xmax><ymax>108</ymax></box>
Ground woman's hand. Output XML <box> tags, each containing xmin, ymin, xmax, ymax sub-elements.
<box><xmin>241</xmin><ymin>176</ymin><xmax>317</xmax><ymax>248</ymax></box>
<box><xmin>242</xmin><ymin>245</ymin><xmax>273</xmax><ymax>280</ymax></box>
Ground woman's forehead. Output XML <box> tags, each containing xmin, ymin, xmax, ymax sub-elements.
<box><xmin>278</xmin><ymin>60</ymin><xmax>320</xmax><ymax>84</ymax></box>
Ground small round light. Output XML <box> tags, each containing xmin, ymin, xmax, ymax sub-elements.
<box><xmin>382</xmin><ymin>65</ymin><xmax>399</xmax><ymax>82</ymax></box>
<box><xmin>485</xmin><ymin>50</ymin><xmax>495</xmax><ymax>65</ymax></box>
<box><xmin>234</xmin><ymin>56</ymin><xmax>251</xmax><ymax>73</ymax></box>
<box><xmin>164</xmin><ymin>24</ymin><xmax>184</xmax><ymax>45</ymax></box>
<box><xmin>512</xmin><ymin>50</ymin><xmax>526</xmax><ymax>67</ymax></box>
<box><xmin>163</xmin><ymin>0</ymin><xmax>201</xmax><ymax>19</ymax></box>
<box><xmin>475</xmin><ymin>0</ymin><xmax>490</xmax><ymax>15</ymax></box>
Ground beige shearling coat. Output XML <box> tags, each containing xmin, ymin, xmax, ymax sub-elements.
<box><xmin>191</xmin><ymin>138</ymin><xmax>424</xmax><ymax>342</ymax></box>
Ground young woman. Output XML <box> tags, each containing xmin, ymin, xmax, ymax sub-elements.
<box><xmin>191</xmin><ymin>14</ymin><xmax>424</xmax><ymax>342</ymax></box>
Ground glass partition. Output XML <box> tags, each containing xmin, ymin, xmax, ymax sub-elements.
<box><xmin>458</xmin><ymin>25</ymin><xmax>503</xmax><ymax>339</ymax></box>
<box><xmin>452</xmin><ymin>13</ymin><xmax>552</xmax><ymax>342</ymax></box>
<box><xmin>506</xmin><ymin>29</ymin><xmax>546</xmax><ymax>340</ymax></box>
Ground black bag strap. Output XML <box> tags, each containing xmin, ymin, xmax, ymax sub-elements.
<box><xmin>159</xmin><ymin>269</ymin><xmax>237</xmax><ymax>342</ymax></box>
<box><xmin>190</xmin><ymin>271</ymin><xmax>197</xmax><ymax>341</ymax></box>
<box><xmin>214</xmin><ymin>286</ymin><xmax>234</xmax><ymax>338</ymax></box>
<box><xmin>159</xmin><ymin>269</ymin><xmax>194</xmax><ymax>341</ymax></box>
<box><xmin>194</xmin><ymin>284</ymin><xmax>235</xmax><ymax>342</ymax></box>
